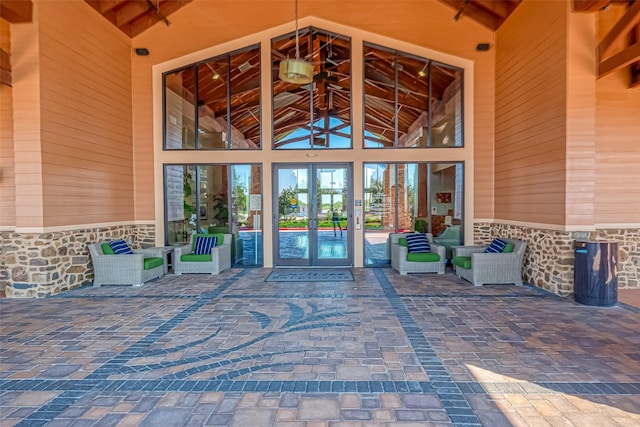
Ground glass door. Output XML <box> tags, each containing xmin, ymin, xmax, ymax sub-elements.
<box><xmin>273</xmin><ymin>163</ymin><xmax>352</xmax><ymax>267</ymax></box>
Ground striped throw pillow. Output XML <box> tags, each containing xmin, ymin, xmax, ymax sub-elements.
<box><xmin>485</xmin><ymin>238</ymin><xmax>507</xmax><ymax>253</ymax></box>
<box><xmin>406</xmin><ymin>233</ymin><xmax>431</xmax><ymax>253</ymax></box>
<box><xmin>194</xmin><ymin>236</ymin><xmax>217</xmax><ymax>255</ymax></box>
<box><xmin>109</xmin><ymin>239</ymin><xmax>133</xmax><ymax>255</ymax></box>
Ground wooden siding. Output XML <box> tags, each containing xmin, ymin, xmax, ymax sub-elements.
<box><xmin>595</xmin><ymin>6</ymin><xmax>640</xmax><ymax>225</ymax></box>
<box><xmin>565</xmin><ymin>11</ymin><xmax>596</xmax><ymax>227</ymax></box>
<box><xmin>495</xmin><ymin>0</ymin><xmax>568</xmax><ymax>225</ymax></box>
<box><xmin>0</xmin><ymin>83</ymin><xmax>14</xmax><ymax>227</ymax></box>
<box><xmin>37</xmin><ymin>1</ymin><xmax>133</xmax><ymax>227</ymax></box>
<box><xmin>11</xmin><ymin>7</ymin><xmax>44</xmax><ymax>229</ymax></box>
<box><xmin>132</xmin><ymin>54</ymin><xmax>154</xmax><ymax>221</ymax></box>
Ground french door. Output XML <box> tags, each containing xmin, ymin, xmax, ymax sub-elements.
<box><xmin>273</xmin><ymin>163</ymin><xmax>353</xmax><ymax>267</ymax></box>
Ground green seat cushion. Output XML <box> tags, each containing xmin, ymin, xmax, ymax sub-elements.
<box><xmin>143</xmin><ymin>257</ymin><xmax>164</xmax><ymax>270</ymax></box>
<box><xmin>101</xmin><ymin>243</ymin><xmax>115</xmax><ymax>255</ymax></box>
<box><xmin>503</xmin><ymin>242</ymin><xmax>514</xmax><ymax>253</ymax></box>
<box><xmin>398</xmin><ymin>237</ymin><xmax>408</xmax><ymax>247</ymax></box>
<box><xmin>181</xmin><ymin>254</ymin><xmax>213</xmax><ymax>262</ymax></box>
<box><xmin>192</xmin><ymin>233</ymin><xmax>224</xmax><ymax>249</ymax></box>
<box><xmin>407</xmin><ymin>252</ymin><xmax>440</xmax><ymax>262</ymax></box>
<box><xmin>452</xmin><ymin>256</ymin><xmax>472</xmax><ymax>269</ymax></box>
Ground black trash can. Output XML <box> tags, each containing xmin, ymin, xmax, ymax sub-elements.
<box><xmin>573</xmin><ymin>240</ymin><xmax>618</xmax><ymax>306</ymax></box>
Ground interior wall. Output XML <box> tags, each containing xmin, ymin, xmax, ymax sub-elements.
<box><xmin>34</xmin><ymin>1</ymin><xmax>133</xmax><ymax>228</ymax></box>
<box><xmin>595</xmin><ymin>6</ymin><xmax>640</xmax><ymax>226</ymax></box>
<box><xmin>494</xmin><ymin>0</ymin><xmax>568</xmax><ymax>226</ymax></box>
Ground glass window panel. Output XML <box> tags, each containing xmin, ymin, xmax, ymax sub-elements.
<box><xmin>229</xmin><ymin>46</ymin><xmax>261</xmax><ymax>149</ymax></box>
<box><xmin>395</xmin><ymin>54</ymin><xmax>429</xmax><ymax>148</ymax></box>
<box><xmin>364</xmin><ymin>163</ymin><xmax>395</xmax><ymax>265</ymax></box>
<box><xmin>363</xmin><ymin>45</ymin><xmax>463</xmax><ymax>148</ymax></box>
<box><xmin>430</xmin><ymin>162</ymin><xmax>464</xmax><ymax>260</ymax></box>
<box><xmin>197</xmin><ymin>58</ymin><xmax>228</xmax><ymax>149</ymax></box>
<box><xmin>363</xmin><ymin>45</ymin><xmax>395</xmax><ymax>148</ymax></box>
<box><xmin>164</xmin><ymin>67</ymin><xmax>196</xmax><ymax>149</ymax></box>
<box><xmin>272</xmin><ymin>28</ymin><xmax>352</xmax><ymax>149</ymax></box>
<box><xmin>277</xmin><ymin>167</ymin><xmax>309</xmax><ymax>259</ymax></box>
<box><xmin>430</xmin><ymin>64</ymin><xmax>463</xmax><ymax>147</ymax></box>
<box><xmin>231</xmin><ymin>164</ymin><xmax>263</xmax><ymax>266</ymax></box>
<box><xmin>165</xmin><ymin>165</ymin><xmax>197</xmax><ymax>244</ymax></box>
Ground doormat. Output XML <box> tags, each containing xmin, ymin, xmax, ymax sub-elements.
<box><xmin>266</xmin><ymin>269</ymin><xmax>353</xmax><ymax>282</ymax></box>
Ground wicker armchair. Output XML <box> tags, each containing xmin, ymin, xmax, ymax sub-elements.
<box><xmin>88</xmin><ymin>242</ymin><xmax>165</xmax><ymax>287</ymax></box>
<box><xmin>390</xmin><ymin>233</ymin><xmax>446</xmax><ymax>275</ymax></box>
<box><xmin>174</xmin><ymin>233</ymin><xmax>232</xmax><ymax>275</ymax></box>
<box><xmin>452</xmin><ymin>238</ymin><xmax>527</xmax><ymax>286</ymax></box>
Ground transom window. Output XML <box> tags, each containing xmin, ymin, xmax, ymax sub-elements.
<box><xmin>363</xmin><ymin>44</ymin><xmax>463</xmax><ymax>148</ymax></box>
<box><xmin>163</xmin><ymin>45</ymin><xmax>261</xmax><ymax>150</ymax></box>
<box><xmin>271</xmin><ymin>28</ymin><xmax>352</xmax><ymax>149</ymax></box>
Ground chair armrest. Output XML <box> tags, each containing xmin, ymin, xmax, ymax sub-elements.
<box><xmin>391</xmin><ymin>243</ymin><xmax>408</xmax><ymax>262</ymax></box>
<box><xmin>174</xmin><ymin>243</ymin><xmax>192</xmax><ymax>257</ymax></box>
<box><xmin>452</xmin><ymin>246</ymin><xmax>486</xmax><ymax>257</ymax></box>
<box><xmin>93</xmin><ymin>253</ymin><xmax>145</xmax><ymax>271</ymax></box>
<box><xmin>134</xmin><ymin>248</ymin><xmax>164</xmax><ymax>258</ymax></box>
<box><xmin>429</xmin><ymin>243</ymin><xmax>446</xmax><ymax>260</ymax></box>
<box><xmin>470</xmin><ymin>252</ymin><xmax>519</xmax><ymax>268</ymax></box>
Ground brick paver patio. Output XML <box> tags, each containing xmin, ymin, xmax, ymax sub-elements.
<box><xmin>1</xmin><ymin>268</ymin><xmax>639</xmax><ymax>426</ymax></box>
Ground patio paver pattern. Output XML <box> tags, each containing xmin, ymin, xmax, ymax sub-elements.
<box><xmin>1</xmin><ymin>268</ymin><xmax>639</xmax><ymax>426</ymax></box>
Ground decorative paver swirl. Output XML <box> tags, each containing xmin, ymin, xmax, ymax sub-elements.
<box><xmin>1</xmin><ymin>268</ymin><xmax>639</xmax><ymax>426</ymax></box>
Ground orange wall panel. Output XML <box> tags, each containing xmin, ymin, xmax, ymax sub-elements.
<box><xmin>594</xmin><ymin>7</ymin><xmax>640</xmax><ymax>226</ymax></box>
<box><xmin>36</xmin><ymin>1</ymin><xmax>134</xmax><ymax>227</ymax></box>
<box><xmin>0</xmin><ymin>84</ymin><xmax>15</xmax><ymax>227</ymax></box>
<box><xmin>495</xmin><ymin>0</ymin><xmax>568</xmax><ymax>226</ymax></box>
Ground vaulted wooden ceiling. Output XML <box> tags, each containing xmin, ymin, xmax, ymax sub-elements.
<box><xmin>1</xmin><ymin>1</ymin><xmax>637</xmax><ymax>88</ymax></box>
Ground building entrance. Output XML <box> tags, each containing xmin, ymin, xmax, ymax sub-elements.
<box><xmin>273</xmin><ymin>163</ymin><xmax>353</xmax><ymax>267</ymax></box>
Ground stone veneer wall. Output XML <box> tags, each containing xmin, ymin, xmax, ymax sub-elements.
<box><xmin>474</xmin><ymin>222</ymin><xmax>639</xmax><ymax>296</ymax></box>
<box><xmin>0</xmin><ymin>224</ymin><xmax>155</xmax><ymax>298</ymax></box>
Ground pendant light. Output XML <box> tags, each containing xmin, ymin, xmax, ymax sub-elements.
<box><xmin>279</xmin><ymin>0</ymin><xmax>313</xmax><ymax>84</ymax></box>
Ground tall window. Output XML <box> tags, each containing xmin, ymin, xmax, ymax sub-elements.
<box><xmin>271</xmin><ymin>28</ymin><xmax>352</xmax><ymax>149</ymax></box>
<box><xmin>363</xmin><ymin>44</ymin><xmax>463</xmax><ymax>148</ymax></box>
<box><xmin>164</xmin><ymin>164</ymin><xmax>263</xmax><ymax>266</ymax></box>
<box><xmin>163</xmin><ymin>45</ymin><xmax>261</xmax><ymax>150</ymax></box>
<box><xmin>363</xmin><ymin>162</ymin><xmax>464</xmax><ymax>265</ymax></box>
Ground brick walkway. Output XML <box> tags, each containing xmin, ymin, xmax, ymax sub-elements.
<box><xmin>1</xmin><ymin>268</ymin><xmax>639</xmax><ymax>426</ymax></box>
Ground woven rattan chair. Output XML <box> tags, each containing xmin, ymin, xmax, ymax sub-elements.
<box><xmin>174</xmin><ymin>233</ymin><xmax>232</xmax><ymax>275</ymax></box>
<box><xmin>88</xmin><ymin>242</ymin><xmax>165</xmax><ymax>287</ymax></box>
<box><xmin>452</xmin><ymin>238</ymin><xmax>527</xmax><ymax>286</ymax></box>
<box><xmin>390</xmin><ymin>233</ymin><xmax>446</xmax><ymax>275</ymax></box>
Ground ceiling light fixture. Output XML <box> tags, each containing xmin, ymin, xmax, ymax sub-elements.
<box><xmin>279</xmin><ymin>0</ymin><xmax>313</xmax><ymax>84</ymax></box>
<box><xmin>206</xmin><ymin>63</ymin><xmax>220</xmax><ymax>80</ymax></box>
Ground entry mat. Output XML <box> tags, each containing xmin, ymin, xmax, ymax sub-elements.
<box><xmin>266</xmin><ymin>269</ymin><xmax>354</xmax><ymax>282</ymax></box>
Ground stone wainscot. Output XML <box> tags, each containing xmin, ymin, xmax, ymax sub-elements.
<box><xmin>475</xmin><ymin>223</ymin><xmax>639</xmax><ymax>296</ymax></box>
<box><xmin>1</xmin><ymin>224</ymin><xmax>155</xmax><ymax>298</ymax></box>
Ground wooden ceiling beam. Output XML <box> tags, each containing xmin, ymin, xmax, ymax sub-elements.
<box><xmin>598</xmin><ymin>0</ymin><xmax>640</xmax><ymax>59</ymax></box>
<box><xmin>0</xmin><ymin>47</ymin><xmax>11</xmax><ymax>86</ymax></box>
<box><xmin>573</xmin><ymin>0</ymin><xmax>631</xmax><ymax>12</ymax></box>
<box><xmin>87</xmin><ymin>0</ymin><xmax>123</xmax><ymax>14</ymax></box>
<box><xmin>438</xmin><ymin>0</ymin><xmax>503</xmax><ymax>30</ymax></box>
<box><xmin>114</xmin><ymin>0</ymin><xmax>150</xmax><ymax>27</ymax></box>
<box><xmin>124</xmin><ymin>0</ymin><xmax>192</xmax><ymax>37</ymax></box>
<box><xmin>0</xmin><ymin>0</ymin><xmax>32</xmax><ymax>23</ymax></box>
<box><xmin>598</xmin><ymin>42</ymin><xmax>640</xmax><ymax>77</ymax></box>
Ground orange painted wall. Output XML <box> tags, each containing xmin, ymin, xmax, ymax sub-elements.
<box><xmin>32</xmin><ymin>1</ymin><xmax>134</xmax><ymax>227</ymax></box>
<box><xmin>0</xmin><ymin>18</ymin><xmax>14</xmax><ymax>227</ymax></box>
<box><xmin>595</xmin><ymin>6</ymin><xmax>640</xmax><ymax>225</ymax></box>
<box><xmin>495</xmin><ymin>0</ymin><xmax>568</xmax><ymax>226</ymax></box>
<box><xmin>0</xmin><ymin>80</ymin><xmax>14</xmax><ymax>228</ymax></box>
<box><xmin>131</xmin><ymin>0</ymin><xmax>496</xmax><ymax>220</ymax></box>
